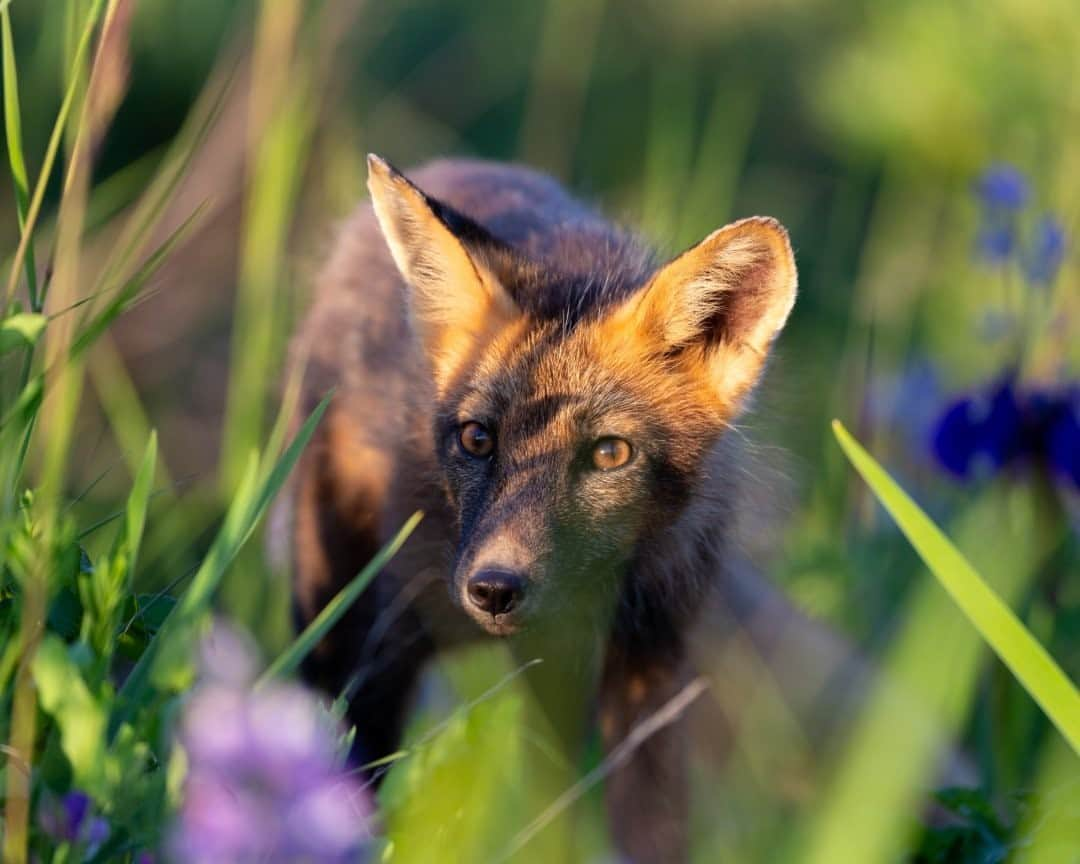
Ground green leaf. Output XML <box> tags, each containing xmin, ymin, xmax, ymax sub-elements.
<box><xmin>32</xmin><ymin>634</ymin><xmax>107</xmax><ymax>791</ymax></box>
<box><xmin>258</xmin><ymin>511</ymin><xmax>423</xmax><ymax>686</ymax></box>
<box><xmin>831</xmin><ymin>419</ymin><xmax>1080</xmax><ymax>755</ymax></box>
<box><xmin>0</xmin><ymin>312</ymin><xmax>46</xmax><ymax>353</ymax></box>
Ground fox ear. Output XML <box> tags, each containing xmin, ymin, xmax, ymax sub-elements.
<box><xmin>614</xmin><ymin>216</ymin><xmax>797</xmax><ymax>413</ymax></box>
<box><xmin>366</xmin><ymin>154</ymin><xmax>520</xmax><ymax>383</ymax></box>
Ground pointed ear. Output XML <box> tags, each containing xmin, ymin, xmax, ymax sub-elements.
<box><xmin>611</xmin><ymin>216</ymin><xmax>797</xmax><ymax>413</ymax></box>
<box><xmin>366</xmin><ymin>154</ymin><xmax>520</xmax><ymax>383</ymax></box>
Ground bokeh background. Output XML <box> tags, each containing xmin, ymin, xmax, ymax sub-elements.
<box><xmin>2</xmin><ymin>1</ymin><xmax>1077</xmax><ymax>861</ymax></box>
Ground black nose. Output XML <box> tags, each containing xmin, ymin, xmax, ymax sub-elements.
<box><xmin>467</xmin><ymin>571</ymin><xmax>525</xmax><ymax>616</ymax></box>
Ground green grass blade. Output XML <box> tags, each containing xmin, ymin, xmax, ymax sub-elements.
<box><xmin>111</xmin><ymin>393</ymin><xmax>331</xmax><ymax>731</ymax></box>
<box><xmin>3</xmin><ymin>0</ymin><xmax>106</xmax><ymax>310</ymax></box>
<box><xmin>91</xmin><ymin>53</ymin><xmax>233</xmax><ymax>306</ymax></box>
<box><xmin>831</xmin><ymin>419</ymin><xmax>1080</xmax><ymax>754</ymax></box>
<box><xmin>68</xmin><ymin>202</ymin><xmax>206</xmax><ymax>359</ymax></box>
<box><xmin>257</xmin><ymin>510</ymin><xmax>423</xmax><ymax>687</ymax></box>
<box><xmin>111</xmin><ymin>431</ymin><xmax>156</xmax><ymax>577</ymax></box>
<box><xmin>1</xmin><ymin>6</ymin><xmax>37</xmax><ymax>307</ymax></box>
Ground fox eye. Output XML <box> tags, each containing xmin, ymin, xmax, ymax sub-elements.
<box><xmin>592</xmin><ymin>437</ymin><xmax>632</xmax><ymax>471</ymax></box>
<box><xmin>459</xmin><ymin>421</ymin><xmax>494</xmax><ymax>458</ymax></box>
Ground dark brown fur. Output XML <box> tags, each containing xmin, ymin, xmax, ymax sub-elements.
<box><xmin>280</xmin><ymin>158</ymin><xmax>861</xmax><ymax>863</ymax></box>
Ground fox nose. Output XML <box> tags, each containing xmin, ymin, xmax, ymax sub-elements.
<box><xmin>466</xmin><ymin>571</ymin><xmax>525</xmax><ymax>616</ymax></box>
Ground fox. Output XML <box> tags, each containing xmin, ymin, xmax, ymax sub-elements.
<box><xmin>281</xmin><ymin>155</ymin><xmax>864</xmax><ymax>863</ymax></box>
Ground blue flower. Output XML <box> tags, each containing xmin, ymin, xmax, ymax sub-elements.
<box><xmin>975</xmin><ymin>224</ymin><xmax>1017</xmax><ymax>264</ymax></box>
<box><xmin>1045</xmin><ymin>390</ymin><xmax>1079</xmax><ymax>488</ymax></box>
<box><xmin>932</xmin><ymin>378</ymin><xmax>1022</xmax><ymax>479</ymax></box>
<box><xmin>974</xmin><ymin>164</ymin><xmax>1030</xmax><ymax>211</ymax></box>
<box><xmin>1024</xmin><ymin>216</ymin><xmax>1066</xmax><ymax>285</ymax></box>
<box><xmin>932</xmin><ymin>377</ymin><xmax>1080</xmax><ymax>491</ymax></box>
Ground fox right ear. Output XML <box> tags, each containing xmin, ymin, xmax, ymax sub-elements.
<box><xmin>366</xmin><ymin>154</ymin><xmax>520</xmax><ymax>384</ymax></box>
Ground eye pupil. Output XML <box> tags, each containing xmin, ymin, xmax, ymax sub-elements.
<box><xmin>592</xmin><ymin>437</ymin><xmax>631</xmax><ymax>470</ymax></box>
<box><xmin>460</xmin><ymin>422</ymin><xmax>494</xmax><ymax>457</ymax></box>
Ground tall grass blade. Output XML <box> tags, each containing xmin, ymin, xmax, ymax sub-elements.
<box><xmin>111</xmin><ymin>431</ymin><xmax>156</xmax><ymax>574</ymax></box>
<box><xmin>257</xmin><ymin>511</ymin><xmax>423</xmax><ymax>686</ymax></box>
<box><xmin>111</xmin><ymin>393</ymin><xmax>331</xmax><ymax>731</ymax></box>
<box><xmin>1</xmin><ymin>5</ymin><xmax>37</xmax><ymax>307</ymax></box>
<box><xmin>831</xmin><ymin>419</ymin><xmax>1080</xmax><ymax>754</ymax></box>
<box><xmin>69</xmin><ymin>203</ymin><xmax>206</xmax><ymax>359</ymax></box>
<box><xmin>3</xmin><ymin>0</ymin><xmax>106</xmax><ymax>310</ymax></box>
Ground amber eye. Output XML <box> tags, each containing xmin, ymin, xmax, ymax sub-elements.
<box><xmin>592</xmin><ymin>437</ymin><xmax>632</xmax><ymax>471</ymax></box>
<box><xmin>459</xmin><ymin>421</ymin><xmax>494</xmax><ymax>458</ymax></box>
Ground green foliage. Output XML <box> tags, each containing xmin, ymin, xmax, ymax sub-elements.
<box><xmin>832</xmin><ymin>420</ymin><xmax>1080</xmax><ymax>755</ymax></box>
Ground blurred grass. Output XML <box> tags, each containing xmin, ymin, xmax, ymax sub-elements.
<box><xmin>0</xmin><ymin>0</ymin><xmax>1077</xmax><ymax>862</ymax></box>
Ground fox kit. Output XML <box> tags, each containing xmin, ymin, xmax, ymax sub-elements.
<box><xmin>284</xmin><ymin>155</ymin><xmax>825</xmax><ymax>862</ymax></box>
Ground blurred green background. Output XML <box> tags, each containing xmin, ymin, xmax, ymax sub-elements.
<box><xmin>1</xmin><ymin>0</ymin><xmax>1077</xmax><ymax>861</ymax></box>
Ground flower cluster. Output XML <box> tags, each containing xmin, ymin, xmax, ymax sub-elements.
<box><xmin>169</xmin><ymin>626</ymin><xmax>374</xmax><ymax>864</ymax></box>
<box><xmin>927</xmin><ymin>164</ymin><xmax>1077</xmax><ymax>491</ymax></box>
<box><xmin>932</xmin><ymin>375</ymin><xmax>1079</xmax><ymax>491</ymax></box>
<box><xmin>973</xmin><ymin>163</ymin><xmax>1067</xmax><ymax>285</ymax></box>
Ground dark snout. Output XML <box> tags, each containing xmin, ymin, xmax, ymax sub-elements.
<box><xmin>466</xmin><ymin>570</ymin><xmax>525</xmax><ymax>617</ymax></box>
<box><xmin>458</xmin><ymin>537</ymin><xmax>535</xmax><ymax>635</ymax></box>
<box><xmin>455</xmin><ymin>507</ymin><xmax>548</xmax><ymax>634</ymax></box>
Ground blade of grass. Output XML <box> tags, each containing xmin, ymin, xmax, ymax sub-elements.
<box><xmin>831</xmin><ymin>419</ymin><xmax>1080</xmax><ymax>754</ymax></box>
<box><xmin>795</xmin><ymin>478</ymin><xmax>1058</xmax><ymax>864</ymax></box>
<box><xmin>3</xmin><ymin>0</ymin><xmax>106</xmax><ymax>311</ymax></box>
<box><xmin>89</xmin><ymin>335</ymin><xmax>172</xmax><ymax>487</ymax></box>
<box><xmin>2</xmin><ymin>5</ymin><xmax>38</xmax><ymax>307</ymax></box>
<box><xmin>89</xmin><ymin>56</ymin><xmax>233</xmax><ymax>306</ymax></box>
<box><xmin>69</xmin><ymin>202</ymin><xmax>206</xmax><ymax>359</ymax></box>
<box><xmin>257</xmin><ymin>511</ymin><xmax>423</xmax><ymax>686</ymax></box>
<box><xmin>110</xmin><ymin>431</ymin><xmax>156</xmax><ymax>574</ymax></box>
<box><xmin>111</xmin><ymin>392</ymin><xmax>332</xmax><ymax>733</ymax></box>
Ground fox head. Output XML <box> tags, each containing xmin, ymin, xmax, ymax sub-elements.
<box><xmin>368</xmin><ymin>155</ymin><xmax>797</xmax><ymax>636</ymax></box>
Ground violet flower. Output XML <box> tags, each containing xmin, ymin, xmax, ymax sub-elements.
<box><xmin>169</xmin><ymin>625</ymin><xmax>373</xmax><ymax>864</ymax></box>
<box><xmin>1024</xmin><ymin>216</ymin><xmax>1067</xmax><ymax>286</ymax></box>
<box><xmin>974</xmin><ymin>164</ymin><xmax>1030</xmax><ymax>212</ymax></box>
<box><xmin>38</xmin><ymin>790</ymin><xmax>109</xmax><ymax>855</ymax></box>
<box><xmin>931</xmin><ymin>376</ymin><xmax>1079</xmax><ymax>491</ymax></box>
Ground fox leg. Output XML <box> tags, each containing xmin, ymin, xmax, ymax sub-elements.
<box><xmin>599</xmin><ymin>639</ymin><xmax>691</xmax><ymax>864</ymax></box>
<box><xmin>291</xmin><ymin>430</ymin><xmax>433</xmax><ymax>778</ymax></box>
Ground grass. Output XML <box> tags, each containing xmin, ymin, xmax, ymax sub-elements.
<box><xmin>0</xmin><ymin>2</ymin><xmax>1077</xmax><ymax>863</ymax></box>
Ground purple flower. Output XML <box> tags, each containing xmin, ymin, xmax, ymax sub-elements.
<box><xmin>932</xmin><ymin>377</ymin><xmax>1080</xmax><ymax>491</ymax></box>
<box><xmin>1024</xmin><ymin>216</ymin><xmax>1067</xmax><ymax>285</ymax></box>
<box><xmin>169</xmin><ymin>624</ymin><xmax>374</xmax><ymax>864</ymax></box>
<box><xmin>1045</xmin><ymin>390</ymin><xmax>1079</xmax><ymax>488</ymax></box>
<box><xmin>38</xmin><ymin>791</ymin><xmax>109</xmax><ymax>854</ymax></box>
<box><xmin>975</xmin><ymin>223</ymin><xmax>1017</xmax><ymax>264</ymax></box>
<box><xmin>932</xmin><ymin>379</ymin><xmax>1021</xmax><ymax>478</ymax></box>
<box><xmin>974</xmin><ymin>164</ymin><xmax>1030</xmax><ymax>211</ymax></box>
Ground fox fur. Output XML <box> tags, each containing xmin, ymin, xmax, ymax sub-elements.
<box><xmin>280</xmin><ymin>156</ymin><xmax>866</xmax><ymax>863</ymax></box>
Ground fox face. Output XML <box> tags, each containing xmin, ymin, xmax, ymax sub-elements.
<box><xmin>367</xmin><ymin>155</ymin><xmax>797</xmax><ymax>636</ymax></box>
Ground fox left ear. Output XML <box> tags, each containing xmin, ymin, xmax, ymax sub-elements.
<box><xmin>612</xmin><ymin>216</ymin><xmax>797</xmax><ymax>413</ymax></box>
<box><xmin>366</xmin><ymin>154</ymin><xmax>520</xmax><ymax>388</ymax></box>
